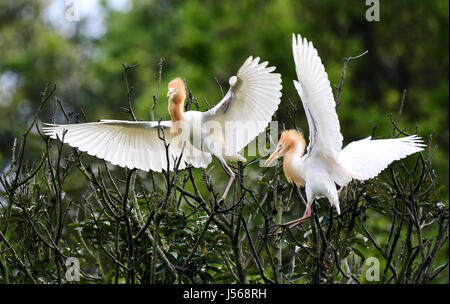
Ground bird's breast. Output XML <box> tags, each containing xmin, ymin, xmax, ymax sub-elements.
<box><xmin>283</xmin><ymin>155</ymin><xmax>305</xmax><ymax>187</ymax></box>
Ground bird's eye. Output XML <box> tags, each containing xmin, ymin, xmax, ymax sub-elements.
<box><xmin>167</xmin><ymin>87</ymin><xmax>177</xmax><ymax>96</ymax></box>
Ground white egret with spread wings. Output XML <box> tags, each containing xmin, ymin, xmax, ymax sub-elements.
<box><xmin>265</xmin><ymin>34</ymin><xmax>425</xmax><ymax>228</ymax></box>
<box><xmin>44</xmin><ymin>57</ymin><xmax>282</xmax><ymax>200</ymax></box>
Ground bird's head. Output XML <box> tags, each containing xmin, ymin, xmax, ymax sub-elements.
<box><xmin>167</xmin><ymin>78</ymin><xmax>186</xmax><ymax>103</ymax></box>
<box><xmin>265</xmin><ymin>130</ymin><xmax>306</xmax><ymax>166</ymax></box>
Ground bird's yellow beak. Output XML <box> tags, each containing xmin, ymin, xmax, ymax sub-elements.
<box><xmin>167</xmin><ymin>87</ymin><xmax>177</xmax><ymax>97</ymax></box>
<box><xmin>265</xmin><ymin>146</ymin><xmax>282</xmax><ymax>167</ymax></box>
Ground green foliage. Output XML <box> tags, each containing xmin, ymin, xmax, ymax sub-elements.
<box><xmin>0</xmin><ymin>80</ymin><xmax>448</xmax><ymax>284</ymax></box>
<box><xmin>0</xmin><ymin>0</ymin><xmax>448</xmax><ymax>284</ymax></box>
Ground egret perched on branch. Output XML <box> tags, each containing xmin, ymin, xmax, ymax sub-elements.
<box><xmin>44</xmin><ymin>57</ymin><xmax>282</xmax><ymax>200</ymax></box>
<box><xmin>265</xmin><ymin>34</ymin><xmax>425</xmax><ymax>228</ymax></box>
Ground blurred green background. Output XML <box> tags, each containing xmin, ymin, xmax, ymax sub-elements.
<box><xmin>0</xmin><ymin>0</ymin><xmax>448</xmax><ymax>284</ymax></box>
<box><xmin>0</xmin><ymin>0</ymin><xmax>448</xmax><ymax>189</ymax></box>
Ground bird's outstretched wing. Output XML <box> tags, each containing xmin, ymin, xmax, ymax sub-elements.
<box><xmin>339</xmin><ymin>135</ymin><xmax>425</xmax><ymax>180</ymax></box>
<box><xmin>42</xmin><ymin>120</ymin><xmax>212</xmax><ymax>172</ymax></box>
<box><xmin>204</xmin><ymin>56</ymin><xmax>282</xmax><ymax>155</ymax></box>
<box><xmin>292</xmin><ymin>34</ymin><xmax>343</xmax><ymax>161</ymax></box>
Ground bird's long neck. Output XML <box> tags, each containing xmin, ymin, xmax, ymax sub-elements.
<box><xmin>168</xmin><ymin>94</ymin><xmax>186</xmax><ymax>123</ymax></box>
<box><xmin>283</xmin><ymin>141</ymin><xmax>306</xmax><ymax>187</ymax></box>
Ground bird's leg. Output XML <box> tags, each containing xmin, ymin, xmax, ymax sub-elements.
<box><xmin>220</xmin><ymin>161</ymin><xmax>236</xmax><ymax>202</ymax></box>
<box><xmin>337</xmin><ymin>185</ymin><xmax>346</xmax><ymax>196</ymax></box>
<box><xmin>279</xmin><ymin>201</ymin><xmax>313</xmax><ymax>229</ymax></box>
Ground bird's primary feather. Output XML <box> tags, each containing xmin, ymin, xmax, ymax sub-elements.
<box><xmin>205</xmin><ymin>56</ymin><xmax>283</xmax><ymax>155</ymax></box>
<box><xmin>339</xmin><ymin>135</ymin><xmax>425</xmax><ymax>181</ymax></box>
<box><xmin>292</xmin><ymin>34</ymin><xmax>343</xmax><ymax>161</ymax></box>
<box><xmin>42</xmin><ymin>120</ymin><xmax>212</xmax><ymax>172</ymax></box>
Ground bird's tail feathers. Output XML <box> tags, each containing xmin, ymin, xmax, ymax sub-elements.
<box><xmin>334</xmin><ymin>203</ymin><xmax>341</xmax><ymax>215</ymax></box>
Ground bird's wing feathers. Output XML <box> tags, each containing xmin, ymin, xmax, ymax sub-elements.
<box><xmin>339</xmin><ymin>135</ymin><xmax>425</xmax><ymax>180</ymax></box>
<box><xmin>292</xmin><ymin>34</ymin><xmax>343</xmax><ymax>160</ymax></box>
<box><xmin>42</xmin><ymin>120</ymin><xmax>212</xmax><ymax>172</ymax></box>
<box><xmin>205</xmin><ymin>56</ymin><xmax>282</xmax><ymax>154</ymax></box>
<box><xmin>294</xmin><ymin>80</ymin><xmax>317</xmax><ymax>150</ymax></box>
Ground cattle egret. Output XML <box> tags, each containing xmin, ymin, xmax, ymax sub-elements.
<box><xmin>43</xmin><ymin>57</ymin><xmax>282</xmax><ymax>200</ymax></box>
<box><xmin>265</xmin><ymin>34</ymin><xmax>425</xmax><ymax>228</ymax></box>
